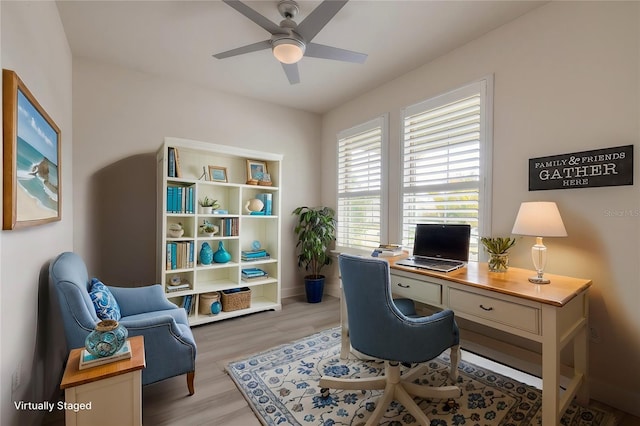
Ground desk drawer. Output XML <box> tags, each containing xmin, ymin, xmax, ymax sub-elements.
<box><xmin>449</xmin><ymin>288</ymin><xmax>540</xmax><ymax>334</ymax></box>
<box><xmin>390</xmin><ymin>274</ymin><xmax>441</xmax><ymax>305</ymax></box>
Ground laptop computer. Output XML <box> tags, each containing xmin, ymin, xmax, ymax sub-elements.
<box><xmin>395</xmin><ymin>224</ymin><xmax>471</xmax><ymax>273</ymax></box>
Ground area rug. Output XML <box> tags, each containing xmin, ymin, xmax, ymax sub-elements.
<box><xmin>226</xmin><ymin>327</ymin><xmax>616</xmax><ymax>426</ymax></box>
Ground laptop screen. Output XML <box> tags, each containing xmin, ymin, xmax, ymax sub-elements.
<box><xmin>413</xmin><ymin>224</ymin><xmax>471</xmax><ymax>262</ymax></box>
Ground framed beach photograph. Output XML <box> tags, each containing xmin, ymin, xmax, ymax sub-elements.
<box><xmin>208</xmin><ymin>165</ymin><xmax>228</xmax><ymax>183</ymax></box>
<box><xmin>246</xmin><ymin>159</ymin><xmax>268</xmax><ymax>182</ymax></box>
<box><xmin>2</xmin><ymin>69</ymin><xmax>61</xmax><ymax>230</ymax></box>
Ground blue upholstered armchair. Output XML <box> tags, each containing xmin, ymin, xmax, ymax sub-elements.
<box><xmin>320</xmin><ymin>254</ymin><xmax>460</xmax><ymax>425</ymax></box>
<box><xmin>50</xmin><ymin>252</ymin><xmax>196</xmax><ymax>394</ymax></box>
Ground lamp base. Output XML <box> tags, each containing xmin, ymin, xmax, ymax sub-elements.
<box><xmin>528</xmin><ymin>276</ymin><xmax>550</xmax><ymax>284</ymax></box>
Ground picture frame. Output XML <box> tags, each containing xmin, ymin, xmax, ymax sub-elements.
<box><xmin>208</xmin><ymin>165</ymin><xmax>228</xmax><ymax>183</ymax></box>
<box><xmin>2</xmin><ymin>69</ymin><xmax>62</xmax><ymax>230</ymax></box>
<box><xmin>246</xmin><ymin>159</ymin><xmax>268</xmax><ymax>182</ymax></box>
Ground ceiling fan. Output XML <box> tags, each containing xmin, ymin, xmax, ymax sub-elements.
<box><xmin>213</xmin><ymin>0</ymin><xmax>367</xmax><ymax>85</ymax></box>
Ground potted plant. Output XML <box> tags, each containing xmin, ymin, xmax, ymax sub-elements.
<box><xmin>480</xmin><ymin>237</ymin><xmax>516</xmax><ymax>272</ymax></box>
<box><xmin>292</xmin><ymin>206</ymin><xmax>336</xmax><ymax>303</ymax></box>
<box><xmin>199</xmin><ymin>220</ymin><xmax>219</xmax><ymax>237</ymax></box>
<box><xmin>198</xmin><ymin>196</ymin><xmax>219</xmax><ymax>214</ymax></box>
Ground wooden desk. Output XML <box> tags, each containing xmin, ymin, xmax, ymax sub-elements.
<box><xmin>60</xmin><ymin>335</ymin><xmax>146</xmax><ymax>426</ymax></box>
<box><xmin>339</xmin><ymin>258</ymin><xmax>591</xmax><ymax>426</ymax></box>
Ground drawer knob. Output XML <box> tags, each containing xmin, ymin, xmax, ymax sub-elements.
<box><xmin>397</xmin><ymin>283</ymin><xmax>410</xmax><ymax>288</ymax></box>
<box><xmin>479</xmin><ymin>304</ymin><xmax>494</xmax><ymax>311</ymax></box>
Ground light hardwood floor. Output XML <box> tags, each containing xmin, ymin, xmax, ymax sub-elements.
<box><xmin>44</xmin><ymin>295</ymin><xmax>639</xmax><ymax>425</ymax></box>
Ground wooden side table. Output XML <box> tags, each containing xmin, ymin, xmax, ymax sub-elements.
<box><xmin>60</xmin><ymin>335</ymin><xmax>146</xmax><ymax>426</ymax></box>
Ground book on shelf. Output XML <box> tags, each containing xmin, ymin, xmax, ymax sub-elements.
<box><xmin>173</xmin><ymin>147</ymin><xmax>182</xmax><ymax>178</ymax></box>
<box><xmin>241</xmin><ymin>267</ymin><xmax>268</xmax><ymax>281</ymax></box>
<box><xmin>79</xmin><ymin>340</ymin><xmax>132</xmax><ymax>370</ymax></box>
<box><xmin>166</xmin><ymin>186</ymin><xmax>194</xmax><ymax>213</ymax></box>
<box><xmin>166</xmin><ymin>283</ymin><xmax>190</xmax><ymax>293</ymax></box>
<box><xmin>242</xmin><ymin>274</ymin><xmax>268</xmax><ymax>282</ymax></box>
<box><xmin>256</xmin><ymin>193</ymin><xmax>273</xmax><ymax>215</ymax></box>
<box><xmin>168</xmin><ymin>147</ymin><xmax>176</xmax><ymax>178</ymax></box>
<box><xmin>241</xmin><ymin>254</ymin><xmax>270</xmax><ymax>262</ymax></box>
<box><xmin>167</xmin><ymin>147</ymin><xmax>183</xmax><ymax>178</ymax></box>
<box><xmin>372</xmin><ymin>244</ymin><xmax>404</xmax><ymax>257</ymax></box>
<box><xmin>241</xmin><ymin>249</ymin><xmax>268</xmax><ymax>258</ymax></box>
<box><xmin>182</xmin><ymin>294</ymin><xmax>193</xmax><ymax>314</ymax></box>
<box><xmin>166</xmin><ymin>242</ymin><xmax>194</xmax><ymax>270</ymax></box>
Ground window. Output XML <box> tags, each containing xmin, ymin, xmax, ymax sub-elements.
<box><xmin>336</xmin><ymin>116</ymin><xmax>388</xmax><ymax>250</ymax></box>
<box><xmin>400</xmin><ymin>79</ymin><xmax>493</xmax><ymax>260</ymax></box>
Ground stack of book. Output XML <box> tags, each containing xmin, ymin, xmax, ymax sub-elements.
<box><xmin>167</xmin><ymin>147</ymin><xmax>182</xmax><ymax>178</ymax></box>
<box><xmin>372</xmin><ymin>244</ymin><xmax>404</xmax><ymax>257</ymax></box>
<box><xmin>166</xmin><ymin>242</ymin><xmax>195</xmax><ymax>270</ymax></box>
<box><xmin>241</xmin><ymin>268</ymin><xmax>268</xmax><ymax>282</ymax></box>
<box><xmin>182</xmin><ymin>295</ymin><xmax>195</xmax><ymax>315</ymax></box>
<box><xmin>79</xmin><ymin>340</ymin><xmax>132</xmax><ymax>370</ymax></box>
<box><xmin>241</xmin><ymin>249</ymin><xmax>270</xmax><ymax>262</ymax></box>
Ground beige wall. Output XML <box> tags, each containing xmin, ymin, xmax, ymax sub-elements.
<box><xmin>72</xmin><ymin>58</ymin><xmax>322</xmax><ymax>296</ymax></box>
<box><xmin>322</xmin><ymin>1</ymin><xmax>639</xmax><ymax>414</ymax></box>
<box><xmin>0</xmin><ymin>1</ymin><xmax>73</xmax><ymax>424</ymax></box>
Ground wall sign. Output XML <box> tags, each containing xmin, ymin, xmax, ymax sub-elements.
<box><xmin>529</xmin><ymin>145</ymin><xmax>633</xmax><ymax>191</ymax></box>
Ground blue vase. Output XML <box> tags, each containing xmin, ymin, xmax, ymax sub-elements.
<box><xmin>200</xmin><ymin>242</ymin><xmax>214</xmax><ymax>265</ymax></box>
<box><xmin>213</xmin><ymin>241</ymin><xmax>231</xmax><ymax>263</ymax></box>
<box><xmin>85</xmin><ymin>320</ymin><xmax>128</xmax><ymax>357</ymax></box>
<box><xmin>210</xmin><ymin>300</ymin><xmax>222</xmax><ymax>315</ymax></box>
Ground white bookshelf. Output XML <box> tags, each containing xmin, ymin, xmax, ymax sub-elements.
<box><xmin>156</xmin><ymin>137</ymin><xmax>282</xmax><ymax>325</ymax></box>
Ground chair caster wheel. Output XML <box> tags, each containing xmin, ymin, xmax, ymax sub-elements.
<box><xmin>320</xmin><ymin>387</ymin><xmax>330</xmax><ymax>398</ymax></box>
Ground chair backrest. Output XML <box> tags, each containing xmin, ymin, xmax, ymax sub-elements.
<box><xmin>338</xmin><ymin>253</ymin><xmax>458</xmax><ymax>363</ymax></box>
<box><xmin>49</xmin><ymin>252</ymin><xmax>99</xmax><ymax>350</ymax></box>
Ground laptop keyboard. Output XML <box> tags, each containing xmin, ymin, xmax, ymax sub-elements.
<box><xmin>414</xmin><ymin>258</ymin><xmax>461</xmax><ymax>268</ymax></box>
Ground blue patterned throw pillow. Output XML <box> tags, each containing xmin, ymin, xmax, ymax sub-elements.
<box><xmin>89</xmin><ymin>278</ymin><xmax>121</xmax><ymax>320</ymax></box>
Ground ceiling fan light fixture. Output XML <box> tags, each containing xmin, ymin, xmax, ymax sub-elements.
<box><xmin>272</xmin><ymin>38</ymin><xmax>305</xmax><ymax>64</ymax></box>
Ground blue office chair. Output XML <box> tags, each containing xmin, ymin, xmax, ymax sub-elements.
<box><xmin>50</xmin><ymin>252</ymin><xmax>197</xmax><ymax>394</ymax></box>
<box><xmin>320</xmin><ymin>254</ymin><xmax>460</xmax><ymax>425</ymax></box>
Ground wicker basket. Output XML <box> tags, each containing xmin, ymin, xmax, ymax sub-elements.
<box><xmin>221</xmin><ymin>287</ymin><xmax>251</xmax><ymax>312</ymax></box>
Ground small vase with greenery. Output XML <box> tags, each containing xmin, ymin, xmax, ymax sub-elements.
<box><xmin>198</xmin><ymin>196</ymin><xmax>219</xmax><ymax>214</ymax></box>
<box><xmin>480</xmin><ymin>237</ymin><xmax>516</xmax><ymax>272</ymax></box>
<box><xmin>199</xmin><ymin>220</ymin><xmax>219</xmax><ymax>236</ymax></box>
<box><xmin>292</xmin><ymin>206</ymin><xmax>336</xmax><ymax>303</ymax></box>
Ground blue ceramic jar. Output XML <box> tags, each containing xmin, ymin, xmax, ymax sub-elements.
<box><xmin>213</xmin><ymin>241</ymin><xmax>231</xmax><ymax>263</ymax></box>
<box><xmin>200</xmin><ymin>242</ymin><xmax>214</xmax><ymax>265</ymax></box>
<box><xmin>210</xmin><ymin>300</ymin><xmax>222</xmax><ymax>315</ymax></box>
<box><xmin>85</xmin><ymin>319</ymin><xmax>128</xmax><ymax>357</ymax></box>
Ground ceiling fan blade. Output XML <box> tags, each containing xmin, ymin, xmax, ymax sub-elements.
<box><xmin>305</xmin><ymin>43</ymin><xmax>367</xmax><ymax>64</ymax></box>
<box><xmin>296</xmin><ymin>0</ymin><xmax>348</xmax><ymax>42</ymax></box>
<box><xmin>213</xmin><ymin>40</ymin><xmax>271</xmax><ymax>59</ymax></box>
<box><xmin>222</xmin><ymin>0</ymin><xmax>282</xmax><ymax>35</ymax></box>
<box><xmin>282</xmin><ymin>63</ymin><xmax>300</xmax><ymax>85</ymax></box>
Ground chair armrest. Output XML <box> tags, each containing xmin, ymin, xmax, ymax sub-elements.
<box><xmin>109</xmin><ymin>284</ymin><xmax>177</xmax><ymax>317</ymax></box>
<box><xmin>119</xmin><ymin>315</ymin><xmax>186</xmax><ymax>338</ymax></box>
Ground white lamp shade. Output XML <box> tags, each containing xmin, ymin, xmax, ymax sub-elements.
<box><xmin>272</xmin><ymin>39</ymin><xmax>305</xmax><ymax>64</ymax></box>
<box><xmin>511</xmin><ymin>201</ymin><xmax>567</xmax><ymax>237</ymax></box>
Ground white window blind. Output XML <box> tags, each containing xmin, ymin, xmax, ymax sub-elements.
<box><xmin>401</xmin><ymin>80</ymin><xmax>492</xmax><ymax>260</ymax></box>
<box><xmin>337</xmin><ymin>116</ymin><xmax>387</xmax><ymax>250</ymax></box>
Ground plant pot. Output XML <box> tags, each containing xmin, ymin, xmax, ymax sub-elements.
<box><xmin>488</xmin><ymin>253</ymin><xmax>509</xmax><ymax>272</ymax></box>
<box><xmin>304</xmin><ymin>276</ymin><xmax>325</xmax><ymax>303</ymax></box>
<box><xmin>199</xmin><ymin>206</ymin><xmax>213</xmax><ymax>214</ymax></box>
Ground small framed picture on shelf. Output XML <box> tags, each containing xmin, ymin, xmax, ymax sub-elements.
<box><xmin>208</xmin><ymin>166</ymin><xmax>228</xmax><ymax>183</ymax></box>
<box><xmin>246</xmin><ymin>159</ymin><xmax>268</xmax><ymax>183</ymax></box>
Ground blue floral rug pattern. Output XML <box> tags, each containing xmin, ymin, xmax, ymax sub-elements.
<box><xmin>226</xmin><ymin>327</ymin><xmax>614</xmax><ymax>426</ymax></box>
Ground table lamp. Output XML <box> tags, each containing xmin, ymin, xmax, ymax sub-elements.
<box><xmin>511</xmin><ymin>201</ymin><xmax>567</xmax><ymax>284</ymax></box>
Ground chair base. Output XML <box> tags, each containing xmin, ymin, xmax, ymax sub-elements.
<box><xmin>319</xmin><ymin>346</ymin><xmax>461</xmax><ymax>426</ymax></box>
<box><xmin>187</xmin><ymin>371</ymin><xmax>195</xmax><ymax>395</ymax></box>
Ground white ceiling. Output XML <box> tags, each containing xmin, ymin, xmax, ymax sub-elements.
<box><xmin>56</xmin><ymin>0</ymin><xmax>544</xmax><ymax>114</ymax></box>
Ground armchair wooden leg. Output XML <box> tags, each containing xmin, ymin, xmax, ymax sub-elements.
<box><xmin>187</xmin><ymin>371</ymin><xmax>195</xmax><ymax>395</ymax></box>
